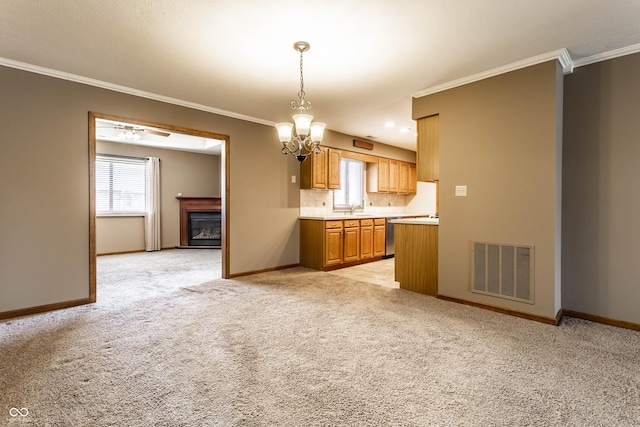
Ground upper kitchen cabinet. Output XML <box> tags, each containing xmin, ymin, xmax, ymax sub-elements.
<box><xmin>368</xmin><ymin>158</ymin><xmax>416</xmax><ymax>194</ymax></box>
<box><xmin>417</xmin><ymin>114</ymin><xmax>439</xmax><ymax>182</ymax></box>
<box><xmin>388</xmin><ymin>160</ymin><xmax>399</xmax><ymax>192</ymax></box>
<box><xmin>327</xmin><ymin>148</ymin><xmax>341</xmax><ymax>189</ymax></box>
<box><xmin>408</xmin><ymin>163</ymin><xmax>417</xmax><ymax>194</ymax></box>
<box><xmin>300</xmin><ymin>148</ymin><xmax>341</xmax><ymax>190</ymax></box>
<box><xmin>377</xmin><ymin>157</ymin><xmax>390</xmax><ymax>192</ymax></box>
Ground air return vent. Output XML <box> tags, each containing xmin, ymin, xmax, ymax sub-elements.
<box><xmin>471</xmin><ymin>242</ymin><xmax>534</xmax><ymax>304</ymax></box>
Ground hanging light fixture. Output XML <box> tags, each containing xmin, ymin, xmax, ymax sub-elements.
<box><xmin>275</xmin><ymin>41</ymin><xmax>326</xmax><ymax>163</ymax></box>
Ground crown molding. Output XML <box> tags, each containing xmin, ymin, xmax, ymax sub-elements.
<box><xmin>573</xmin><ymin>42</ymin><xmax>640</xmax><ymax>68</ymax></box>
<box><xmin>413</xmin><ymin>48</ymin><xmax>573</xmax><ymax>99</ymax></box>
<box><xmin>0</xmin><ymin>57</ymin><xmax>275</xmax><ymax>127</ymax></box>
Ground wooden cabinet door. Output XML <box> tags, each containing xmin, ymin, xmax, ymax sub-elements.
<box><xmin>398</xmin><ymin>161</ymin><xmax>409</xmax><ymax>193</ymax></box>
<box><xmin>408</xmin><ymin>163</ymin><xmax>417</xmax><ymax>194</ymax></box>
<box><xmin>378</xmin><ymin>158</ymin><xmax>389</xmax><ymax>192</ymax></box>
<box><xmin>311</xmin><ymin>148</ymin><xmax>328</xmax><ymax>189</ymax></box>
<box><xmin>343</xmin><ymin>225</ymin><xmax>360</xmax><ymax>263</ymax></box>
<box><xmin>388</xmin><ymin>159</ymin><xmax>399</xmax><ymax>193</ymax></box>
<box><xmin>324</xmin><ymin>227</ymin><xmax>343</xmax><ymax>266</ymax></box>
<box><xmin>327</xmin><ymin>149</ymin><xmax>341</xmax><ymax>189</ymax></box>
<box><xmin>360</xmin><ymin>221</ymin><xmax>373</xmax><ymax>259</ymax></box>
<box><xmin>300</xmin><ymin>148</ymin><xmax>328</xmax><ymax>189</ymax></box>
<box><xmin>373</xmin><ymin>220</ymin><xmax>386</xmax><ymax>257</ymax></box>
<box><xmin>417</xmin><ymin>114</ymin><xmax>439</xmax><ymax>182</ymax></box>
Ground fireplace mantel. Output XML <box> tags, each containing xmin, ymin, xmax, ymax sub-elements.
<box><xmin>176</xmin><ymin>197</ymin><xmax>221</xmax><ymax>249</ymax></box>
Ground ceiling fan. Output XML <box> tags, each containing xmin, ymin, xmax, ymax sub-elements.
<box><xmin>98</xmin><ymin>124</ymin><xmax>171</xmax><ymax>140</ymax></box>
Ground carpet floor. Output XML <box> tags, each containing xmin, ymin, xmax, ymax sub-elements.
<box><xmin>1</xmin><ymin>250</ymin><xmax>639</xmax><ymax>426</ymax></box>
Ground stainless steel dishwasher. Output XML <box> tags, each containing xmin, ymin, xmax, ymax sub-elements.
<box><xmin>384</xmin><ymin>216</ymin><xmax>402</xmax><ymax>258</ymax></box>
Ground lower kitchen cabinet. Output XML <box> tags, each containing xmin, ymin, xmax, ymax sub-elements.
<box><xmin>324</xmin><ymin>220</ymin><xmax>343</xmax><ymax>266</ymax></box>
<box><xmin>299</xmin><ymin>218</ymin><xmax>386</xmax><ymax>270</ymax></box>
<box><xmin>343</xmin><ymin>219</ymin><xmax>360</xmax><ymax>263</ymax></box>
<box><xmin>360</xmin><ymin>219</ymin><xmax>374</xmax><ymax>259</ymax></box>
<box><xmin>373</xmin><ymin>218</ymin><xmax>386</xmax><ymax>257</ymax></box>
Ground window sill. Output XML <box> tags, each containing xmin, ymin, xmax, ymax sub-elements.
<box><xmin>97</xmin><ymin>213</ymin><xmax>146</xmax><ymax>218</ymax></box>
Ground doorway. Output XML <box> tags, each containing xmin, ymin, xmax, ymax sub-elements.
<box><xmin>88</xmin><ymin>112</ymin><xmax>230</xmax><ymax>303</ymax></box>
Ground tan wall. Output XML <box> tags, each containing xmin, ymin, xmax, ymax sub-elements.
<box><xmin>412</xmin><ymin>61</ymin><xmax>563</xmax><ymax>319</ymax></box>
<box><xmin>0</xmin><ymin>65</ymin><xmax>300</xmax><ymax>313</ymax></box>
<box><xmin>96</xmin><ymin>217</ymin><xmax>145</xmax><ymax>254</ymax></box>
<box><xmin>95</xmin><ymin>141</ymin><xmax>220</xmax><ymax>254</ymax></box>
<box><xmin>321</xmin><ymin>132</ymin><xmax>417</xmax><ymax>163</ymax></box>
<box><xmin>563</xmin><ymin>53</ymin><xmax>640</xmax><ymax>324</ymax></box>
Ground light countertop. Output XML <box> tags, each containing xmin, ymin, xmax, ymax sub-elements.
<box><xmin>390</xmin><ymin>217</ymin><xmax>439</xmax><ymax>225</ymax></box>
<box><xmin>298</xmin><ymin>213</ymin><xmax>431</xmax><ymax>220</ymax></box>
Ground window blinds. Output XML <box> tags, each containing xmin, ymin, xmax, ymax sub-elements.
<box><xmin>96</xmin><ymin>155</ymin><xmax>146</xmax><ymax>215</ymax></box>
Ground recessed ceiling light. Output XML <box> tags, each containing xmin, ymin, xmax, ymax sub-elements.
<box><xmin>399</xmin><ymin>127</ymin><xmax>411</xmax><ymax>133</ymax></box>
<box><xmin>384</xmin><ymin>121</ymin><xmax>395</xmax><ymax>128</ymax></box>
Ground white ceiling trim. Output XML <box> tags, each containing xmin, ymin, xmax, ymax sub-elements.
<box><xmin>573</xmin><ymin>42</ymin><xmax>640</xmax><ymax>68</ymax></box>
<box><xmin>413</xmin><ymin>48</ymin><xmax>573</xmax><ymax>99</ymax></box>
<box><xmin>0</xmin><ymin>56</ymin><xmax>275</xmax><ymax>127</ymax></box>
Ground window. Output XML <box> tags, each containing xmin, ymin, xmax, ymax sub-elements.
<box><xmin>96</xmin><ymin>155</ymin><xmax>146</xmax><ymax>215</ymax></box>
<box><xmin>333</xmin><ymin>158</ymin><xmax>364</xmax><ymax>209</ymax></box>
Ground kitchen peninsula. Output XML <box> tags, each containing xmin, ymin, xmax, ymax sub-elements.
<box><xmin>392</xmin><ymin>217</ymin><xmax>439</xmax><ymax>295</ymax></box>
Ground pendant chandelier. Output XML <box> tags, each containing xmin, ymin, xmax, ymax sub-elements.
<box><xmin>275</xmin><ymin>41</ymin><xmax>326</xmax><ymax>163</ymax></box>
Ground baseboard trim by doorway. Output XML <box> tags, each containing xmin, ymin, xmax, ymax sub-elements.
<box><xmin>228</xmin><ymin>264</ymin><xmax>300</xmax><ymax>279</ymax></box>
<box><xmin>436</xmin><ymin>294</ymin><xmax>561</xmax><ymax>325</ymax></box>
<box><xmin>97</xmin><ymin>247</ymin><xmax>177</xmax><ymax>256</ymax></box>
<box><xmin>562</xmin><ymin>309</ymin><xmax>640</xmax><ymax>332</ymax></box>
<box><xmin>0</xmin><ymin>298</ymin><xmax>93</xmax><ymax>321</ymax></box>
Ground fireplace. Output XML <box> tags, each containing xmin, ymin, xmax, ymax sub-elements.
<box><xmin>177</xmin><ymin>197</ymin><xmax>222</xmax><ymax>249</ymax></box>
<box><xmin>188</xmin><ymin>212</ymin><xmax>221</xmax><ymax>246</ymax></box>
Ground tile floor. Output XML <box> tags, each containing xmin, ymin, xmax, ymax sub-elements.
<box><xmin>327</xmin><ymin>258</ymin><xmax>399</xmax><ymax>289</ymax></box>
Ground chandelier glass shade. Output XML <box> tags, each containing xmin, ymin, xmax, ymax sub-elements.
<box><xmin>275</xmin><ymin>41</ymin><xmax>326</xmax><ymax>163</ymax></box>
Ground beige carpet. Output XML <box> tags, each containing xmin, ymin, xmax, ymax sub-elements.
<box><xmin>1</xmin><ymin>250</ymin><xmax>639</xmax><ymax>426</ymax></box>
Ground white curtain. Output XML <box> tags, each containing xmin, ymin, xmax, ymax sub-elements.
<box><xmin>145</xmin><ymin>157</ymin><xmax>161</xmax><ymax>251</ymax></box>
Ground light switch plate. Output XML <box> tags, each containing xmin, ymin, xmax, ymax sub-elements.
<box><xmin>455</xmin><ymin>185</ymin><xmax>467</xmax><ymax>197</ymax></box>
<box><xmin>291</xmin><ymin>175</ymin><xmax>297</xmax><ymax>183</ymax></box>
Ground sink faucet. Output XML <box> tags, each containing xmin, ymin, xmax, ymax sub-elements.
<box><xmin>349</xmin><ymin>202</ymin><xmax>361</xmax><ymax>215</ymax></box>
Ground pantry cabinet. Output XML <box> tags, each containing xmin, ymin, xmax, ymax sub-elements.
<box><xmin>417</xmin><ymin>114</ymin><xmax>439</xmax><ymax>182</ymax></box>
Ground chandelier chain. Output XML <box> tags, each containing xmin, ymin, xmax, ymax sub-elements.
<box><xmin>291</xmin><ymin>46</ymin><xmax>311</xmax><ymax>111</ymax></box>
<box><xmin>299</xmin><ymin>48</ymin><xmax>305</xmax><ymax>101</ymax></box>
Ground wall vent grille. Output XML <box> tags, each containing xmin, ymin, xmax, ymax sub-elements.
<box><xmin>471</xmin><ymin>242</ymin><xmax>534</xmax><ymax>304</ymax></box>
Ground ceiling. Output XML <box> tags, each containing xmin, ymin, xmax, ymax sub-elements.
<box><xmin>95</xmin><ymin>118</ymin><xmax>223</xmax><ymax>155</ymax></box>
<box><xmin>2</xmin><ymin>1</ymin><xmax>640</xmax><ymax>152</ymax></box>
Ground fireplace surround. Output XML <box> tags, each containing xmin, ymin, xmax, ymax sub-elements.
<box><xmin>177</xmin><ymin>197</ymin><xmax>221</xmax><ymax>249</ymax></box>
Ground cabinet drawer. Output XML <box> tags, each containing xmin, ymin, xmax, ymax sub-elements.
<box><xmin>374</xmin><ymin>218</ymin><xmax>386</xmax><ymax>226</ymax></box>
<box><xmin>325</xmin><ymin>220</ymin><xmax>343</xmax><ymax>229</ymax></box>
<box><xmin>360</xmin><ymin>219</ymin><xmax>373</xmax><ymax>226</ymax></box>
<box><xmin>343</xmin><ymin>219</ymin><xmax>360</xmax><ymax>228</ymax></box>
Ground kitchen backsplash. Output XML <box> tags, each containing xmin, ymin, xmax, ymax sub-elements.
<box><xmin>300</xmin><ymin>189</ymin><xmax>414</xmax><ymax>216</ymax></box>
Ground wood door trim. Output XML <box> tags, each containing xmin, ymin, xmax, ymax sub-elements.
<box><xmin>88</xmin><ymin>111</ymin><xmax>232</xmax><ymax>305</ymax></box>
